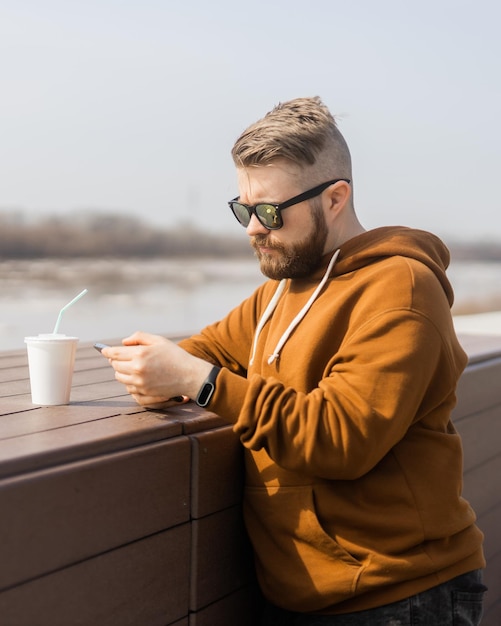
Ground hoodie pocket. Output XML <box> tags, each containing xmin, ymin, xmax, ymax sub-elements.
<box><xmin>244</xmin><ymin>484</ymin><xmax>367</xmax><ymax>612</ymax></box>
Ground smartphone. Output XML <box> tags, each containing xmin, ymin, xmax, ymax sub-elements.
<box><xmin>94</xmin><ymin>341</ymin><xmax>184</xmax><ymax>403</ymax></box>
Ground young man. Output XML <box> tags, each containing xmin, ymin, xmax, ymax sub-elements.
<box><xmin>104</xmin><ymin>97</ymin><xmax>486</xmax><ymax>624</ymax></box>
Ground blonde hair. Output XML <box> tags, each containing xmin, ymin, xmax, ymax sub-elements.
<box><xmin>231</xmin><ymin>96</ymin><xmax>352</xmax><ymax>183</ymax></box>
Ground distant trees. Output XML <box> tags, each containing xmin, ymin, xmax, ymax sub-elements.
<box><xmin>1</xmin><ymin>210</ymin><xmax>500</xmax><ymax>260</ymax></box>
<box><xmin>448</xmin><ymin>241</ymin><xmax>501</xmax><ymax>262</ymax></box>
<box><xmin>0</xmin><ymin>211</ymin><xmax>252</xmax><ymax>259</ymax></box>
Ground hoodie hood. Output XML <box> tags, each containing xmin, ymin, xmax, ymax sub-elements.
<box><xmin>333</xmin><ymin>226</ymin><xmax>454</xmax><ymax>305</ymax></box>
<box><xmin>249</xmin><ymin>226</ymin><xmax>454</xmax><ymax>366</ymax></box>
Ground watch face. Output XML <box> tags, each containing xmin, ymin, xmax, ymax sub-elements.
<box><xmin>197</xmin><ymin>383</ymin><xmax>214</xmax><ymax>407</ymax></box>
<box><xmin>196</xmin><ymin>366</ymin><xmax>220</xmax><ymax>407</ymax></box>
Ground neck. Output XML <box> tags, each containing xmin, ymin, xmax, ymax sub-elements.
<box><xmin>325</xmin><ymin>216</ymin><xmax>366</xmax><ymax>253</ymax></box>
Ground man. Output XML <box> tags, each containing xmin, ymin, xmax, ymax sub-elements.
<box><xmin>104</xmin><ymin>97</ymin><xmax>486</xmax><ymax>624</ymax></box>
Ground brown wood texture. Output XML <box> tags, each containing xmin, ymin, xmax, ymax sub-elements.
<box><xmin>190</xmin><ymin>426</ymin><xmax>244</xmax><ymax>519</ymax></box>
<box><xmin>0</xmin><ymin>341</ymin><xmax>256</xmax><ymax>624</ymax></box>
<box><xmin>0</xmin><ymin>525</ymin><xmax>191</xmax><ymax>626</ymax></box>
<box><xmin>188</xmin><ymin>586</ymin><xmax>262</xmax><ymax>626</ymax></box>
<box><xmin>453</xmin><ymin>337</ymin><xmax>501</xmax><ymax>626</ymax></box>
<box><xmin>190</xmin><ymin>506</ymin><xmax>254</xmax><ymax>611</ymax></box>
<box><xmin>453</xmin><ymin>356</ymin><xmax>501</xmax><ymax>420</ymax></box>
<box><xmin>0</xmin><ymin>438</ymin><xmax>191</xmax><ymax>589</ymax></box>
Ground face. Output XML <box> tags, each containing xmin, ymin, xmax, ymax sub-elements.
<box><xmin>237</xmin><ymin>163</ymin><xmax>329</xmax><ymax>280</ymax></box>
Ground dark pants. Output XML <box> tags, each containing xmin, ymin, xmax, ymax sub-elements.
<box><xmin>260</xmin><ymin>570</ymin><xmax>487</xmax><ymax>626</ymax></box>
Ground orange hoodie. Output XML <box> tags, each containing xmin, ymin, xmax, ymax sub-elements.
<box><xmin>179</xmin><ymin>226</ymin><xmax>485</xmax><ymax>614</ymax></box>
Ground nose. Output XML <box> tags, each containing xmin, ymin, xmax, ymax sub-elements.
<box><xmin>246</xmin><ymin>213</ymin><xmax>270</xmax><ymax>237</ymax></box>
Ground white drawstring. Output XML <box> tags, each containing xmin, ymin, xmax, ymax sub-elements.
<box><xmin>249</xmin><ymin>249</ymin><xmax>341</xmax><ymax>367</ymax></box>
<box><xmin>249</xmin><ymin>279</ymin><xmax>287</xmax><ymax>366</ymax></box>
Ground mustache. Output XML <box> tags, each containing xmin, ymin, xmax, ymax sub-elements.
<box><xmin>252</xmin><ymin>235</ymin><xmax>268</xmax><ymax>248</ymax></box>
<box><xmin>251</xmin><ymin>235</ymin><xmax>283</xmax><ymax>250</ymax></box>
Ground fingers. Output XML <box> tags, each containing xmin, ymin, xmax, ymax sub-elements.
<box><xmin>122</xmin><ymin>331</ymin><xmax>166</xmax><ymax>346</ymax></box>
<box><xmin>100</xmin><ymin>345</ymin><xmax>131</xmax><ymax>361</ymax></box>
<box><xmin>101</xmin><ymin>333</ymin><xmax>169</xmax><ymax>360</ymax></box>
<box><xmin>104</xmin><ymin>342</ymin><xmax>174</xmax><ymax>398</ymax></box>
<box><xmin>102</xmin><ymin>335</ymin><xmax>167</xmax><ymax>362</ymax></box>
<box><xmin>121</xmin><ymin>331</ymin><xmax>146</xmax><ymax>346</ymax></box>
<box><xmin>102</xmin><ymin>343</ymin><xmax>147</xmax><ymax>364</ymax></box>
<box><xmin>101</xmin><ymin>334</ymin><xmax>189</xmax><ymax>402</ymax></box>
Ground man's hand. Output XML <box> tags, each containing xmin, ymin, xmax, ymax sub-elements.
<box><xmin>102</xmin><ymin>331</ymin><xmax>215</xmax><ymax>407</ymax></box>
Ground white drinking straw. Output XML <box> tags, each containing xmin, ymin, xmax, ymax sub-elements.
<box><xmin>52</xmin><ymin>289</ymin><xmax>88</xmax><ymax>334</ymax></box>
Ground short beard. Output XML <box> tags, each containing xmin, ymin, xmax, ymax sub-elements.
<box><xmin>251</xmin><ymin>207</ymin><xmax>328</xmax><ymax>280</ymax></box>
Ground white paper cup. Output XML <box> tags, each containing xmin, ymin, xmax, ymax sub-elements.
<box><xmin>24</xmin><ymin>334</ymin><xmax>79</xmax><ymax>405</ymax></box>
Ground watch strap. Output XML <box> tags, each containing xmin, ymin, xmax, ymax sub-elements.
<box><xmin>195</xmin><ymin>365</ymin><xmax>221</xmax><ymax>407</ymax></box>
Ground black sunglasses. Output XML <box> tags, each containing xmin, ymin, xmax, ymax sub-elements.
<box><xmin>228</xmin><ymin>178</ymin><xmax>350</xmax><ymax>230</ymax></box>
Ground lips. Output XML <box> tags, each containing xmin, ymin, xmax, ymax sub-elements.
<box><xmin>257</xmin><ymin>245</ymin><xmax>275</xmax><ymax>254</ymax></box>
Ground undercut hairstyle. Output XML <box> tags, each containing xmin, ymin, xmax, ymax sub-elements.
<box><xmin>231</xmin><ymin>96</ymin><xmax>352</xmax><ymax>184</ymax></box>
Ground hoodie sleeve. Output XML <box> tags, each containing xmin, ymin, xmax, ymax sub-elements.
<box><xmin>240</xmin><ymin>311</ymin><xmax>463</xmax><ymax>478</ymax></box>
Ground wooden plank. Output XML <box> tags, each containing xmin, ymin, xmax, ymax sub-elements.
<box><xmin>0</xmin><ymin>364</ymin><xmax>29</xmax><ymax>383</ymax></box>
<box><xmin>453</xmin><ymin>357</ymin><xmax>501</xmax><ymax>420</ymax></box>
<box><xmin>182</xmin><ymin>412</ymin><xmax>227</xmax><ymax>434</ymax></box>
<box><xmin>146</xmin><ymin>405</ymin><xmax>228</xmax><ymax>436</ymax></box>
<box><xmin>71</xmin><ymin>367</ymin><xmax>117</xmax><ymax>385</ymax></box>
<box><xmin>0</xmin><ymin>349</ymin><xmax>119</xmax><ymax>397</ymax></box>
<box><xmin>0</xmin><ymin>376</ymin><xmax>31</xmax><ymax>396</ymax></box>
<box><xmin>482</xmin><ymin>604</ymin><xmax>501</xmax><ymax>626</ymax></box>
<box><xmin>454</xmin><ymin>403</ymin><xmax>501</xmax><ymax>473</ymax></box>
<box><xmin>0</xmin><ymin>352</ymin><xmax>28</xmax><ymax>369</ymax></box>
<box><xmin>0</xmin><ymin>354</ymin><xmax>110</xmax><ymax>383</ymax></box>
<box><xmin>0</xmin><ymin>377</ymin><xmax>126</xmax><ymax>399</ymax></box>
<box><xmin>0</xmin><ymin>411</ymin><xmax>184</xmax><ymax>479</ymax></box>
<box><xmin>70</xmin><ymin>380</ymin><xmax>135</xmax><ymax>401</ymax></box>
<box><xmin>190</xmin><ymin>506</ymin><xmax>254</xmax><ymax>611</ymax></box>
<box><xmin>0</xmin><ymin>401</ymin><xmax>140</xmax><ymax>440</ymax></box>
<box><xmin>0</xmin><ymin>396</ymin><xmax>40</xmax><ymax>414</ymax></box>
<box><xmin>190</xmin><ymin>426</ymin><xmax>244</xmax><ymax>519</ymax></box>
<box><xmin>0</xmin><ymin>391</ymin><xmax>135</xmax><ymax>418</ymax></box>
<box><xmin>0</xmin><ymin>524</ymin><xmax>191</xmax><ymax>626</ymax></box>
<box><xmin>189</xmin><ymin>586</ymin><xmax>262</xmax><ymax>626</ymax></box>
<box><xmin>0</xmin><ymin>343</ymin><xmax>111</xmax><ymax>370</ymax></box>
<box><xmin>462</xmin><ymin>454</ymin><xmax>501</xmax><ymax>518</ymax></box>
<box><xmin>472</xmin><ymin>503</ymin><xmax>501</xmax><ymax>625</ymax></box>
<box><xmin>475</xmin><ymin>501</ymin><xmax>501</xmax><ymax>561</ymax></box>
<box><xmin>481</xmin><ymin>549</ymin><xmax>501</xmax><ymax>626</ymax></box>
<box><xmin>458</xmin><ymin>333</ymin><xmax>501</xmax><ymax>364</ymax></box>
<box><xmin>0</xmin><ymin>437</ymin><xmax>191</xmax><ymax>590</ymax></box>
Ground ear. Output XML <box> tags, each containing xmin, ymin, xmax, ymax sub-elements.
<box><xmin>324</xmin><ymin>180</ymin><xmax>352</xmax><ymax>222</ymax></box>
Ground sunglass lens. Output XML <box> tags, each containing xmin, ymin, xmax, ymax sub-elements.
<box><xmin>231</xmin><ymin>203</ymin><xmax>251</xmax><ymax>227</ymax></box>
<box><xmin>256</xmin><ymin>204</ymin><xmax>281</xmax><ymax>229</ymax></box>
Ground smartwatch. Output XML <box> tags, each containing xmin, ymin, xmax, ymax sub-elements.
<box><xmin>195</xmin><ymin>365</ymin><xmax>221</xmax><ymax>407</ymax></box>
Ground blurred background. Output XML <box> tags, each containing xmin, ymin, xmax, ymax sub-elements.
<box><xmin>1</xmin><ymin>0</ymin><xmax>500</xmax><ymax>349</ymax></box>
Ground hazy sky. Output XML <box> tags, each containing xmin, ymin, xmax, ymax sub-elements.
<box><xmin>1</xmin><ymin>0</ymin><xmax>500</xmax><ymax>242</ymax></box>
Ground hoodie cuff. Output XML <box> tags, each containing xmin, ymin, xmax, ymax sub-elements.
<box><xmin>207</xmin><ymin>367</ymin><xmax>249</xmax><ymax>425</ymax></box>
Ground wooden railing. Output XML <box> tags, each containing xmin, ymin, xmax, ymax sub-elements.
<box><xmin>451</xmin><ymin>334</ymin><xmax>501</xmax><ymax>626</ymax></box>
<box><xmin>0</xmin><ymin>340</ymin><xmax>258</xmax><ymax>625</ymax></box>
